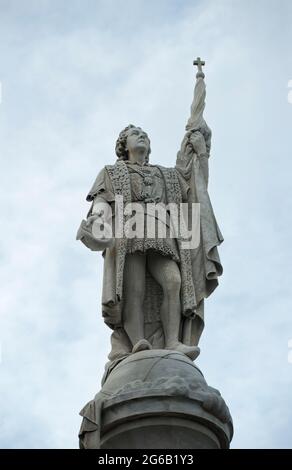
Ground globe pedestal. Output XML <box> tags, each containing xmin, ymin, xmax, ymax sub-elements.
<box><xmin>79</xmin><ymin>350</ymin><xmax>233</xmax><ymax>449</ymax></box>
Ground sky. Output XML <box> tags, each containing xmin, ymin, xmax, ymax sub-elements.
<box><xmin>0</xmin><ymin>0</ymin><xmax>291</xmax><ymax>449</ymax></box>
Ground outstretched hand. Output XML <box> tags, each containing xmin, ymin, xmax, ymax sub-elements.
<box><xmin>86</xmin><ymin>213</ymin><xmax>101</xmax><ymax>228</ymax></box>
<box><xmin>77</xmin><ymin>214</ymin><xmax>114</xmax><ymax>251</ymax></box>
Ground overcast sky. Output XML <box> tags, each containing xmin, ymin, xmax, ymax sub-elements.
<box><xmin>0</xmin><ymin>0</ymin><xmax>292</xmax><ymax>448</ymax></box>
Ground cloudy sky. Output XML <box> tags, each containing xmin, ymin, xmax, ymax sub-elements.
<box><xmin>0</xmin><ymin>0</ymin><xmax>291</xmax><ymax>448</ymax></box>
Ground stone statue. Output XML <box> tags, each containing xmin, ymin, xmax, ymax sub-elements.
<box><xmin>77</xmin><ymin>57</ymin><xmax>223</xmax><ymax>364</ymax></box>
<box><xmin>77</xmin><ymin>59</ymin><xmax>233</xmax><ymax>450</ymax></box>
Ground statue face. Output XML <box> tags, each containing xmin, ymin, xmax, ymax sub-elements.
<box><xmin>126</xmin><ymin>127</ymin><xmax>150</xmax><ymax>157</ymax></box>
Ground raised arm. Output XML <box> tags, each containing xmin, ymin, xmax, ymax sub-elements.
<box><xmin>176</xmin><ymin>57</ymin><xmax>212</xmax><ymax>187</ymax></box>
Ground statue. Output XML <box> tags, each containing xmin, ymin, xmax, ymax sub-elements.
<box><xmin>77</xmin><ymin>57</ymin><xmax>223</xmax><ymax>364</ymax></box>
<box><xmin>77</xmin><ymin>59</ymin><xmax>233</xmax><ymax>450</ymax></box>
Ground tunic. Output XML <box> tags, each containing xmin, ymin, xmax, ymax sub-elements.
<box><xmin>87</xmin><ymin>161</ymin><xmax>189</xmax><ymax>263</ymax></box>
<box><xmin>81</xmin><ymin>156</ymin><xmax>223</xmax><ymax>349</ymax></box>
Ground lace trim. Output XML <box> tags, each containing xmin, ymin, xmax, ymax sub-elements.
<box><xmin>126</xmin><ymin>237</ymin><xmax>180</xmax><ymax>262</ymax></box>
<box><xmin>106</xmin><ymin>161</ymin><xmax>131</xmax><ymax>299</ymax></box>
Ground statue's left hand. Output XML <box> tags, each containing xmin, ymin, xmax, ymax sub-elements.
<box><xmin>76</xmin><ymin>216</ymin><xmax>114</xmax><ymax>251</ymax></box>
<box><xmin>85</xmin><ymin>213</ymin><xmax>102</xmax><ymax>228</ymax></box>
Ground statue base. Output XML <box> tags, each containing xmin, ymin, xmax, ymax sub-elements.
<box><xmin>79</xmin><ymin>350</ymin><xmax>233</xmax><ymax>449</ymax></box>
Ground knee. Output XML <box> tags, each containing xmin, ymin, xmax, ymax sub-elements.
<box><xmin>163</xmin><ymin>272</ymin><xmax>181</xmax><ymax>296</ymax></box>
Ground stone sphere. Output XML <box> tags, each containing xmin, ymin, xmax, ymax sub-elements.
<box><xmin>102</xmin><ymin>349</ymin><xmax>206</xmax><ymax>396</ymax></box>
<box><xmin>98</xmin><ymin>349</ymin><xmax>233</xmax><ymax>449</ymax></box>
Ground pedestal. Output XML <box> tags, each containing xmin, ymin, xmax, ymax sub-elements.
<box><xmin>79</xmin><ymin>350</ymin><xmax>233</xmax><ymax>449</ymax></box>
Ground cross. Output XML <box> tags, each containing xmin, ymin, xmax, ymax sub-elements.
<box><xmin>193</xmin><ymin>57</ymin><xmax>205</xmax><ymax>73</ymax></box>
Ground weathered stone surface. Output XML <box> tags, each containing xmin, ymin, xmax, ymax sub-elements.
<box><xmin>77</xmin><ymin>59</ymin><xmax>223</xmax><ymax>362</ymax></box>
<box><xmin>79</xmin><ymin>350</ymin><xmax>233</xmax><ymax>449</ymax></box>
<box><xmin>77</xmin><ymin>59</ymin><xmax>233</xmax><ymax>449</ymax></box>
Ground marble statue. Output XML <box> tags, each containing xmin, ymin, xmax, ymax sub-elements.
<box><xmin>77</xmin><ymin>57</ymin><xmax>223</xmax><ymax>364</ymax></box>
<box><xmin>77</xmin><ymin>59</ymin><xmax>233</xmax><ymax>450</ymax></box>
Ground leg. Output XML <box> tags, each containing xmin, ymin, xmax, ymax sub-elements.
<box><xmin>147</xmin><ymin>253</ymin><xmax>181</xmax><ymax>346</ymax></box>
<box><xmin>123</xmin><ymin>253</ymin><xmax>151</xmax><ymax>352</ymax></box>
<box><xmin>147</xmin><ymin>252</ymin><xmax>199</xmax><ymax>360</ymax></box>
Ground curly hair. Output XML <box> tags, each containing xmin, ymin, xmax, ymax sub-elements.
<box><xmin>115</xmin><ymin>124</ymin><xmax>151</xmax><ymax>162</ymax></box>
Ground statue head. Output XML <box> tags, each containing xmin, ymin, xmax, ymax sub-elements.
<box><xmin>115</xmin><ymin>125</ymin><xmax>151</xmax><ymax>164</ymax></box>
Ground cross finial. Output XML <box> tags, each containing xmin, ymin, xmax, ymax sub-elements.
<box><xmin>193</xmin><ymin>57</ymin><xmax>205</xmax><ymax>78</ymax></box>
